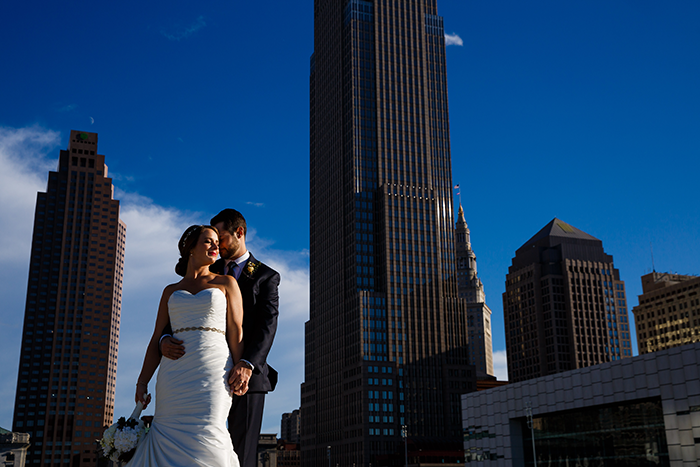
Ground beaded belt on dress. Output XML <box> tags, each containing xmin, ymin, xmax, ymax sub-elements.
<box><xmin>173</xmin><ymin>326</ymin><xmax>225</xmax><ymax>335</ymax></box>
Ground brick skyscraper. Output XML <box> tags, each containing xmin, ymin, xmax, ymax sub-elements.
<box><xmin>503</xmin><ymin>219</ymin><xmax>632</xmax><ymax>383</ymax></box>
<box><xmin>302</xmin><ymin>1</ymin><xmax>474</xmax><ymax>466</ymax></box>
<box><xmin>12</xmin><ymin>130</ymin><xmax>126</xmax><ymax>466</ymax></box>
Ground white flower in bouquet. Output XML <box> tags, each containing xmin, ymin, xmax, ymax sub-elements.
<box><xmin>114</xmin><ymin>425</ymin><xmax>140</xmax><ymax>452</ymax></box>
<box><xmin>99</xmin><ymin>424</ymin><xmax>118</xmax><ymax>458</ymax></box>
<box><xmin>99</xmin><ymin>401</ymin><xmax>149</xmax><ymax>462</ymax></box>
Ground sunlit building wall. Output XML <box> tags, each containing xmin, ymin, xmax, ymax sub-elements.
<box><xmin>632</xmin><ymin>272</ymin><xmax>700</xmax><ymax>354</ymax></box>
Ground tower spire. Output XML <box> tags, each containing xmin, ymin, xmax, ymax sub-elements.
<box><xmin>457</xmin><ymin>203</ymin><xmax>466</xmax><ymax>225</ymax></box>
<box><xmin>454</xmin><ymin>204</ymin><xmax>494</xmax><ymax>376</ymax></box>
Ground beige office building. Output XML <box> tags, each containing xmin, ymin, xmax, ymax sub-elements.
<box><xmin>455</xmin><ymin>204</ymin><xmax>494</xmax><ymax>377</ymax></box>
<box><xmin>632</xmin><ymin>272</ymin><xmax>700</xmax><ymax>354</ymax></box>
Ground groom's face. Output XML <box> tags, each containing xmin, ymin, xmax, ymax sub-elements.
<box><xmin>215</xmin><ymin>222</ymin><xmax>242</xmax><ymax>260</ymax></box>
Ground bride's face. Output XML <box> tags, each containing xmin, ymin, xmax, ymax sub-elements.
<box><xmin>191</xmin><ymin>228</ymin><xmax>219</xmax><ymax>266</ymax></box>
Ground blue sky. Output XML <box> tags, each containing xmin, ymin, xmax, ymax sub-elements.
<box><xmin>1</xmin><ymin>1</ymin><xmax>699</xmax><ymax>435</ymax></box>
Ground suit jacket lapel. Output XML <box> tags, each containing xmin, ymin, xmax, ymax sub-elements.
<box><xmin>238</xmin><ymin>252</ymin><xmax>258</xmax><ymax>283</ymax></box>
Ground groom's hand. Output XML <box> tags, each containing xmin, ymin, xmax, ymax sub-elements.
<box><xmin>228</xmin><ymin>362</ymin><xmax>252</xmax><ymax>396</ymax></box>
<box><xmin>161</xmin><ymin>336</ymin><xmax>185</xmax><ymax>360</ymax></box>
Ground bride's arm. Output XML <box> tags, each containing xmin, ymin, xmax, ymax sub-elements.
<box><xmin>224</xmin><ymin>277</ymin><xmax>244</xmax><ymax>363</ymax></box>
<box><xmin>134</xmin><ymin>286</ymin><xmax>174</xmax><ymax>407</ymax></box>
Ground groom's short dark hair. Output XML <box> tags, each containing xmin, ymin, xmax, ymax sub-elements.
<box><xmin>211</xmin><ymin>208</ymin><xmax>247</xmax><ymax>237</ymax></box>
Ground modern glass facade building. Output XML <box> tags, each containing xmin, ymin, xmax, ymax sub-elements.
<box><xmin>12</xmin><ymin>130</ymin><xmax>126</xmax><ymax>466</ymax></box>
<box><xmin>503</xmin><ymin>219</ymin><xmax>632</xmax><ymax>383</ymax></box>
<box><xmin>521</xmin><ymin>399</ymin><xmax>669</xmax><ymax>466</ymax></box>
<box><xmin>461</xmin><ymin>341</ymin><xmax>700</xmax><ymax>466</ymax></box>
<box><xmin>302</xmin><ymin>1</ymin><xmax>474</xmax><ymax>466</ymax></box>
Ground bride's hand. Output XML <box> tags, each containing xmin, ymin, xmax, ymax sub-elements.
<box><xmin>135</xmin><ymin>382</ymin><xmax>152</xmax><ymax>409</ymax></box>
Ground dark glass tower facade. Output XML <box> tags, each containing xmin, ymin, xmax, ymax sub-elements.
<box><xmin>12</xmin><ymin>130</ymin><xmax>126</xmax><ymax>466</ymax></box>
<box><xmin>303</xmin><ymin>1</ymin><xmax>474</xmax><ymax>465</ymax></box>
<box><xmin>503</xmin><ymin>219</ymin><xmax>632</xmax><ymax>384</ymax></box>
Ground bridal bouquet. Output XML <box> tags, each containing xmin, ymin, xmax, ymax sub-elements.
<box><xmin>99</xmin><ymin>401</ymin><xmax>149</xmax><ymax>463</ymax></box>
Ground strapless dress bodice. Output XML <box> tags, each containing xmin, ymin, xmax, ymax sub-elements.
<box><xmin>168</xmin><ymin>288</ymin><xmax>227</xmax><ymax>333</ymax></box>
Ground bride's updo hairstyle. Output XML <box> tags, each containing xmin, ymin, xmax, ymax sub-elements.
<box><xmin>175</xmin><ymin>225</ymin><xmax>218</xmax><ymax>277</ymax></box>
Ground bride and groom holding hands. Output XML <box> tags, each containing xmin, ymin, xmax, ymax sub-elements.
<box><xmin>128</xmin><ymin>208</ymin><xmax>280</xmax><ymax>467</ymax></box>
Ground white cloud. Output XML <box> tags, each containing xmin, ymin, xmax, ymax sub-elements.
<box><xmin>110</xmin><ymin>172</ymin><xmax>136</xmax><ymax>184</ymax></box>
<box><xmin>161</xmin><ymin>16</ymin><xmax>206</xmax><ymax>41</ymax></box>
<box><xmin>444</xmin><ymin>33</ymin><xmax>464</xmax><ymax>47</ymax></box>
<box><xmin>492</xmin><ymin>349</ymin><xmax>509</xmax><ymax>381</ymax></box>
<box><xmin>57</xmin><ymin>104</ymin><xmax>77</xmax><ymax>112</ymax></box>
<box><xmin>0</xmin><ymin>126</ymin><xmax>59</xmax><ymax>264</ymax></box>
<box><xmin>0</xmin><ymin>126</ymin><xmax>60</xmax><ymax>430</ymax></box>
<box><xmin>246</xmin><ymin>201</ymin><xmax>265</xmax><ymax>208</ymax></box>
<box><xmin>0</xmin><ymin>125</ymin><xmax>309</xmax><ymax>437</ymax></box>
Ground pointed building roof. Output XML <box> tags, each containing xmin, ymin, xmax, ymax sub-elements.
<box><xmin>456</xmin><ymin>204</ymin><xmax>467</xmax><ymax>226</ymax></box>
<box><xmin>520</xmin><ymin>218</ymin><xmax>599</xmax><ymax>250</ymax></box>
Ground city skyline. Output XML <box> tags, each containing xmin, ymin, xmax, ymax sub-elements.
<box><xmin>1</xmin><ymin>1</ymin><xmax>700</xmax><ymax>436</ymax></box>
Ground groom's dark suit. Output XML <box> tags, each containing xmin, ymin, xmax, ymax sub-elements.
<box><xmin>163</xmin><ymin>252</ymin><xmax>279</xmax><ymax>467</ymax></box>
<box><xmin>211</xmin><ymin>253</ymin><xmax>279</xmax><ymax>467</ymax></box>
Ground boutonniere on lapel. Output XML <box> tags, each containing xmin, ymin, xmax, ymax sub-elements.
<box><xmin>244</xmin><ymin>260</ymin><xmax>260</xmax><ymax>278</ymax></box>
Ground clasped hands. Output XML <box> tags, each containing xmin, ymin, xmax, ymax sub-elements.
<box><xmin>161</xmin><ymin>335</ymin><xmax>251</xmax><ymax>396</ymax></box>
<box><xmin>227</xmin><ymin>362</ymin><xmax>252</xmax><ymax>396</ymax></box>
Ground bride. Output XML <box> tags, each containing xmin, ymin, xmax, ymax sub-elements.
<box><xmin>128</xmin><ymin>225</ymin><xmax>243</xmax><ymax>466</ymax></box>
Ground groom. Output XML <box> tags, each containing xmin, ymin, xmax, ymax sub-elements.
<box><xmin>161</xmin><ymin>208</ymin><xmax>280</xmax><ymax>467</ymax></box>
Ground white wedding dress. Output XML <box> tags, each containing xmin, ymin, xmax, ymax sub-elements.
<box><xmin>127</xmin><ymin>288</ymin><xmax>239</xmax><ymax>467</ymax></box>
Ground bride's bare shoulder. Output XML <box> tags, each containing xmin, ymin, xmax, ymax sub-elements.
<box><xmin>209</xmin><ymin>274</ymin><xmax>239</xmax><ymax>294</ymax></box>
<box><xmin>161</xmin><ymin>281</ymin><xmax>184</xmax><ymax>299</ymax></box>
<box><xmin>209</xmin><ymin>274</ymin><xmax>235</xmax><ymax>286</ymax></box>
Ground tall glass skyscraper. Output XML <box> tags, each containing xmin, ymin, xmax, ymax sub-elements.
<box><xmin>302</xmin><ymin>2</ymin><xmax>474</xmax><ymax>465</ymax></box>
<box><xmin>12</xmin><ymin>130</ymin><xmax>126</xmax><ymax>466</ymax></box>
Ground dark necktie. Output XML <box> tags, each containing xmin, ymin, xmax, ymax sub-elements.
<box><xmin>227</xmin><ymin>262</ymin><xmax>241</xmax><ymax>279</ymax></box>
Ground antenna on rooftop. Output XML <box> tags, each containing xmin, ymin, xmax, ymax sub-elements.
<box><xmin>650</xmin><ymin>242</ymin><xmax>656</xmax><ymax>273</ymax></box>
